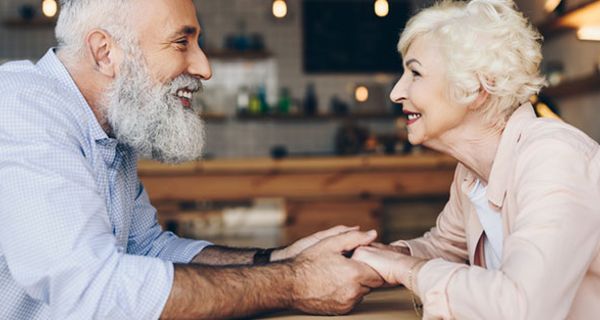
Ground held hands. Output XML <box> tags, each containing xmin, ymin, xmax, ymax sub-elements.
<box><xmin>352</xmin><ymin>244</ymin><xmax>426</xmax><ymax>289</ymax></box>
<box><xmin>271</xmin><ymin>225</ymin><xmax>360</xmax><ymax>261</ymax></box>
<box><xmin>290</xmin><ymin>229</ymin><xmax>385</xmax><ymax>315</ymax></box>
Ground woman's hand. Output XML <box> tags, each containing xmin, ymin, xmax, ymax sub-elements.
<box><xmin>352</xmin><ymin>245</ymin><xmax>426</xmax><ymax>288</ymax></box>
<box><xmin>271</xmin><ymin>225</ymin><xmax>360</xmax><ymax>261</ymax></box>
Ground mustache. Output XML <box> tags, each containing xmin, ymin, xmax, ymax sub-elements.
<box><xmin>168</xmin><ymin>74</ymin><xmax>203</xmax><ymax>95</ymax></box>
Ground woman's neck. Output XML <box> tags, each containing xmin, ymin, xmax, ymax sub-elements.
<box><xmin>426</xmin><ymin>113</ymin><xmax>503</xmax><ymax>184</ymax></box>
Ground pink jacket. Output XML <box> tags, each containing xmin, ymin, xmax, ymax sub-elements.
<box><xmin>396</xmin><ymin>104</ymin><xmax>600</xmax><ymax>319</ymax></box>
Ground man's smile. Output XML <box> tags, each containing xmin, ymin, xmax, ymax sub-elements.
<box><xmin>176</xmin><ymin>88</ymin><xmax>194</xmax><ymax>108</ymax></box>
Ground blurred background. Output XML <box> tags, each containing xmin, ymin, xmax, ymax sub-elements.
<box><xmin>2</xmin><ymin>0</ymin><xmax>599</xmax><ymax>248</ymax></box>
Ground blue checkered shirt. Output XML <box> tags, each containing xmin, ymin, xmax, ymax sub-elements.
<box><xmin>0</xmin><ymin>49</ymin><xmax>212</xmax><ymax>319</ymax></box>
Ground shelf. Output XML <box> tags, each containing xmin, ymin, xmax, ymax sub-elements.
<box><xmin>198</xmin><ymin>112</ymin><xmax>399</xmax><ymax>122</ymax></box>
<box><xmin>1</xmin><ymin>17</ymin><xmax>57</xmax><ymax>28</ymax></box>
<box><xmin>537</xmin><ymin>0</ymin><xmax>600</xmax><ymax>39</ymax></box>
<box><xmin>204</xmin><ymin>49</ymin><xmax>273</xmax><ymax>60</ymax></box>
<box><xmin>235</xmin><ymin>112</ymin><xmax>398</xmax><ymax>121</ymax></box>
<box><xmin>541</xmin><ymin>72</ymin><xmax>600</xmax><ymax>99</ymax></box>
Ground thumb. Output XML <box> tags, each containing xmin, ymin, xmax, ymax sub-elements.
<box><xmin>322</xmin><ymin>229</ymin><xmax>377</xmax><ymax>253</ymax></box>
<box><xmin>351</xmin><ymin>246</ymin><xmax>378</xmax><ymax>263</ymax></box>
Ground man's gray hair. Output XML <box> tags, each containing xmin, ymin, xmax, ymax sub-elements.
<box><xmin>56</xmin><ymin>0</ymin><xmax>136</xmax><ymax>61</ymax></box>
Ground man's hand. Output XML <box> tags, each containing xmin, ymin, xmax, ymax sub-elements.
<box><xmin>352</xmin><ymin>245</ymin><xmax>426</xmax><ymax>287</ymax></box>
<box><xmin>290</xmin><ymin>229</ymin><xmax>385</xmax><ymax>315</ymax></box>
<box><xmin>271</xmin><ymin>225</ymin><xmax>360</xmax><ymax>261</ymax></box>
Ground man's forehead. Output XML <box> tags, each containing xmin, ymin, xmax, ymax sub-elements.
<box><xmin>136</xmin><ymin>0</ymin><xmax>200</xmax><ymax>38</ymax></box>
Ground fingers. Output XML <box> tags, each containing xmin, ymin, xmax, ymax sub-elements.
<box><xmin>370</xmin><ymin>242</ymin><xmax>389</xmax><ymax>249</ymax></box>
<box><xmin>369</xmin><ymin>242</ymin><xmax>411</xmax><ymax>255</ymax></box>
<box><xmin>358</xmin><ymin>266</ymin><xmax>385</xmax><ymax>288</ymax></box>
<box><xmin>359</xmin><ymin>286</ymin><xmax>371</xmax><ymax>296</ymax></box>
<box><xmin>352</xmin><ymin>245</ymin><xmax>379</xmax><ymax>263</ymax></box>
<box><xmin>390</xmin><ymin>239</ymin><xmax>407</xmax><ymax>246</ymax></box>
<box><xmin>322</xmin><ymin>229</ymin><xmax>378</xmax><ymax>253</ymax></box>
<box><xmin>349</xmin><ymin>250</ymin><xmax>386</xmax><ymax>288</ymax></box>
<box><xmin>351</xmin><ymin>247</ymin><xmax>389</xmax><ymax>277</ymax></box>
<box><xmin>312</xmin><ymin>225</ymin><xmax>359</xmax><ymax>240</ymax></box>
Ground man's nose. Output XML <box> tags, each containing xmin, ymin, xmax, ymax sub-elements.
<box><xmin>188</xmin><ymin>46</ymin><xmax>212</xmax><ymax>80</ymax></box>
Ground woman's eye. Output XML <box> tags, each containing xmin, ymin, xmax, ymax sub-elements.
<box><xmin>411</xmin><ymin>69</ymin><xmax>421</xmax><ymax>77</ymax></box>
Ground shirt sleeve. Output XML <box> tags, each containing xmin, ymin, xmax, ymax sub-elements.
<box><xmin>414</xmin><ymin>140</ymin><xmax>600</xmax><ymax>320</ymax></box>
<box><xmin>126</xmin><ymin>182</ymin><xmax>212</xmax><ymax>263</ymax></box>
<box><xmin>0</xmin><ymin>111</ymin><xmax>173</xmax><ymax>319</ymax></box>
<box><xmin>391</xmin><ymin>165</ymin><xmax>469</xmax><ymax>264</ymax></box>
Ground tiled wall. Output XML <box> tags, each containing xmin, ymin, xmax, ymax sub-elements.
<box><xmin>0</xmin><ymin>0</ymin><xmax>57</xmax><ymax>60</ymax></box>
<box><xmin>195</xmin><ymin>0</ymin><xmax>400</xmax><ymax>158</ymax></box>
<box><xmin>203</xmin><ymin>119</ymin><xmax>395</xmax><ymax>159</ymax></box>
<box><xmin>0</xmin><ymin>0</ymin><xmax>403</xmax><ymax>158</ymax></box>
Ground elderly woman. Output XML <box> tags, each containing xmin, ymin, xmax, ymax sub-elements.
<box><xmin>352</xmin><ymin>0</ymin><xmax>600</xmax><ymax>319</ymax></box>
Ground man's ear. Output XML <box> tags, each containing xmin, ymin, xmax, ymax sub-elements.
<box><xmin>85</xmin><ymin>29</ymin><xmax>122</xmax><ymax>78</ymax></box>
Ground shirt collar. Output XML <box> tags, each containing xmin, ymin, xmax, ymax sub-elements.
<box><xmin>485</xmin><ymin>102</ymin><xmax>537</xmax><ymax>208</ymax></box>
<box><xmin>36</xmin><ymin>48</ymin><xmax>111</xmax><ymax>143</ymax></box>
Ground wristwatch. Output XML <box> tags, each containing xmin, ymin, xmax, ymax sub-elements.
<box><xmin>253</xmin><ymin>248</ymin><xmax>275</xmax><ymax>265</ymax></box>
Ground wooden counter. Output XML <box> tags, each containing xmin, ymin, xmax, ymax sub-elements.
<box><xmin>138</xmin><ymin>154</ymin><xmax>457</xmax><ymax>202</ymax></box>
<box><xmin>138</xmin><ymin>154</ymin><xmax>456</xmax><ymax>243</ymax></box>
<box><xmin>257</xmin><ymin>288</ymin><xmax>419</xmax><ymax>320</ymax></box>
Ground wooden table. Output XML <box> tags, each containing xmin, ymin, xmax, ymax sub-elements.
<box><xmin>257</xmin><ymin>288</ymin><xmax>419</xmax><ymax>320</ymax></box>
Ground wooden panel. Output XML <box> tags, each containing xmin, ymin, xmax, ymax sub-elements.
<box><xmin>138</xmin><ymin>154</ymin><xmax>457</xmax><ymax>175</ymax></box>
<box><xmin>141</xmin><ymin>155</ymin><xmax>455</xmax><ymax>243</ymax></box>
<box><xmin>284</xmin><ymin>200</ymin><xmax>382</xmax><ymax>242</ymax></box>
<box><xmin>140</xmin><ymin>169</ymin><xmax>454</xmax><ymax>202</ymax></box>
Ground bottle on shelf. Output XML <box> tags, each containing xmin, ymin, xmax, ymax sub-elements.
<box><xmin>257</xmin><ymin>85</ymin><xmax>269</xmax><ymax>114</ymax></box>
<box><xmin>236</xmin><ymin>86</ymin><xmax>250</xmax><ymax>115</ymax></box>
<box><xmin>303</xmin><ymin>82</ymin><xmax>318</xmax><ymax>116</ymax></box>
<box><xmin>278</xmin><ymin>87</ymin><xmax>291</xmax><ymax>114</ymax></box>
<box><xmin>249</xmin><ymin>87</ymin><xmax>261</xmax><ymax>115</ymax></box>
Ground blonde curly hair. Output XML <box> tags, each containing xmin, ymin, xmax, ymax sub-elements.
<box><xmin>398</xmin><ymin>0</ymin><xmax>547</xmax><ymax>126</ymax></box>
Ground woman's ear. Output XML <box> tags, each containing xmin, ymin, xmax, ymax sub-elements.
<box><xmin>469</xmin><ymin>88</ymin><xmax>490</xmax><ymax>111</ymax></box>
<box><xmin>85</xmin><ymin>29</ymin><xmax>123</xmax><ymax>78</ymax></box>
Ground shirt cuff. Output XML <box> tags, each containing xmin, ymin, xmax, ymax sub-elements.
<box><xmin>416</xmin><ymin>258</ymin><xmax>467</xmax><ymax>319</ymax></box>
<box><xmin>150</xmin><ymin>260</ymin><xmax>174</xmax><ymax>320</ymax></box>
<box><xmin>116</xmin><ymin>255</ymin><xmax>175</xmax><ymax>320</ymax></box>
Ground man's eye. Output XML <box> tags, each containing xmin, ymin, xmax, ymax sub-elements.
<box><xmin>175</xmin><ymin>39</ymin><xmax>189</xmax><ymax>46</ymax></box>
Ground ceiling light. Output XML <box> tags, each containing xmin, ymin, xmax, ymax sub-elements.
<box><xmin>355</xmin><ymin>86</ymin><xmax>369</xmax><ymax>103</ymax></box>
<box><xmin>374</xmin><ymin>0</ymin><xmax>389</xmax><ymax>18</ymax></box>
<box><xmin>544</xmin><ymin>0</ymin><xmax>562</xmax><ymax>13</ymax></box>
<box><xmin>42</xmin><ymin>0</ymin><xmax>58</xmax><ymax>18</ymax></box>
<box><xmin>272</xmin><ymin>0</ymin><xmax>287</xmax><ymax>19</ymax></box>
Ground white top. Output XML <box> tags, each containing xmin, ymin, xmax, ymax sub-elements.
<box><xmin>468</xmin><ymin>179</ymin><xmax>503</xmax><ymax>270</ymax></box>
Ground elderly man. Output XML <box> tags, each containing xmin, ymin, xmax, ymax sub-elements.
<box><xmin>0</xmin><ymin>0</ymin><xmax>383</xmax><ymax>319</ymax></box>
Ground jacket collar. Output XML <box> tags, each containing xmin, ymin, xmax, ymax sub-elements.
<box><xmin>485</xmin><ymin>102</ymin><xmax>537</xmax><ymax>208</ymax></box>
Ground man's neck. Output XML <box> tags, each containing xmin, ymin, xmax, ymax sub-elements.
<box><xmin>57</xmin><ymin>51</ymin><xmax>112</xmax><ymax>135</ymax></box>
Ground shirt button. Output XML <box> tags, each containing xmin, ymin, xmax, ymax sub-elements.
<box><xmin>117</xmin><ymin>246</ymin><xmax>125</xmax><ymax>253</ymax></box>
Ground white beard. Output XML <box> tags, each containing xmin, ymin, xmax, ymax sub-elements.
<box><xmin>102</xmin><ymin>48</ymin><xmax>205</xmax><ymax>164</ymax></box>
